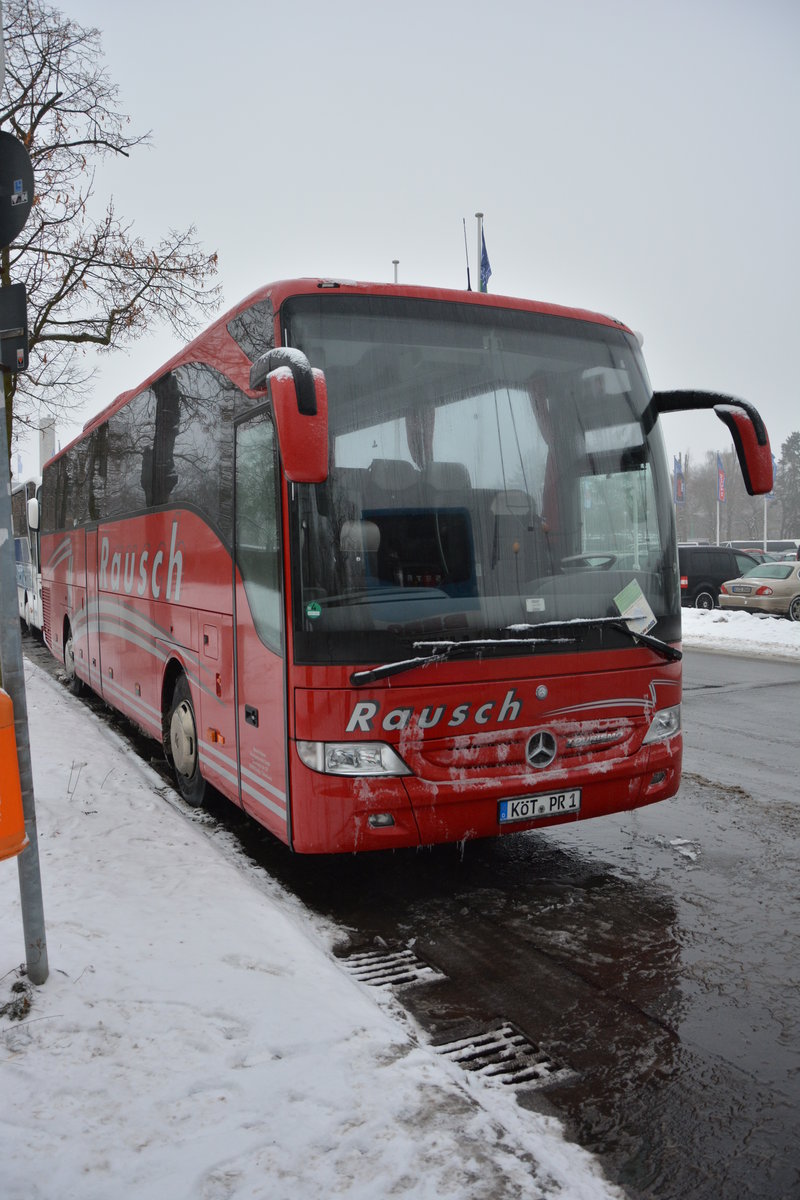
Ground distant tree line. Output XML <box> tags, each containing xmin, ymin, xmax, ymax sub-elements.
<box><xmin>673</xmin><ymin>431</ymin><xmax>800</xmax><ymax>544</ymax></box>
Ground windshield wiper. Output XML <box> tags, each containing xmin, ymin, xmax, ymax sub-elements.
<box><xmin>608</xmin><ymin>619</ymin><xmax>682</xmax><ymax>661</ymax></box>
<box><xmin>350</xmin><ymin>652</ymin><xmax>451</xmax><ymax>686</ymax></box>
<box><xmin>349</xmin><ymin>634</ymin><xmax>571</xmax><ymax>686</ymax></box>
<box><xmin>507</xmin><ymin>617</ymin><xmax>682</xmax><ymax>663</ymax></box>
<box><xmin>349</xmin><ymin>618</ymin><xmax>681</xmax><ymax>687</ymax></box>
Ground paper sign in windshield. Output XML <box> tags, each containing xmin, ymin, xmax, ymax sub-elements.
<box><xmin>614</xmin><ymin>579</ymin><xmax>656</xmax><ymax>634</ymax></box>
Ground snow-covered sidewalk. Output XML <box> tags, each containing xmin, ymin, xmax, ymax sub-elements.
<box><xmin>1</xmin><ymin>663</ymin><xmax>620</xmax><ymax>1200</ymax></box>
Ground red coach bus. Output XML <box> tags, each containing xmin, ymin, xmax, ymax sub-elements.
<box><xmin>35</xmin><ymin>279</ymin><xmax>772</xmax><ymax>853</ymax></box>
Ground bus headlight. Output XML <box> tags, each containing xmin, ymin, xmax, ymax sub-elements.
<box><xmin>296</xmin><ymin>740</ymin><xmax>411</xmax><ymax>776</ymax></box>
<box><xmin>642</xmin><ymin>704</ymin><xmax>681</xmax><ymax>745</ymax></box>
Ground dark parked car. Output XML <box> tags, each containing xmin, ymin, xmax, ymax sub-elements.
<box><xmin>678</xmin><ymin>545</ymin><xmax>760</xmax><ymax>609</ymax></box>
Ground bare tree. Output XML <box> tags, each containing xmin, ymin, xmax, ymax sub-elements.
<box><xmin>0</xmin><ymin>0</ymin><xmax>221</xmax><ymax>451</ymax></box>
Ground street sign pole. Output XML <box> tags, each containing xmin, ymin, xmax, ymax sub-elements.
<box><xmin>0</xmin><ymin>425</ymin><xmax>48</xmax><ymax>982</ymax></box>
<box><xmin>0</xmin><ymin>107</ymin><xmax>48</xmax><ymax>984</ymax></box>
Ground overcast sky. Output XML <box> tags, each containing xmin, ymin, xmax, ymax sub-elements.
<box><xmin>14</xmin><ymin>0</ymin><xmax>800</xmax><ymax>478</ymax></box>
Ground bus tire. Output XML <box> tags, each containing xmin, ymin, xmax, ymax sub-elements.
<box><xmin>63</xmin><ymin>622</ymin><xmax>84</xmax><ymax>695</ymax></box>
<box><xmin>166</xmin><ymin>674</ymin><xmax>207</xmax><ymax>807</ymax></box>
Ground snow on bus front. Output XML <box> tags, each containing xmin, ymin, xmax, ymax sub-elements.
<box><xmin>290</xmin><ymin>648</ymin><xmax>682</xmax><ymax>854</ymax></box>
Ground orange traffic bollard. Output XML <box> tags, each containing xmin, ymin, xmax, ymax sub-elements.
<box><xmin>0</xmin><ymin>688</ymin><xmax>28</xmax><ymax>861</ymax></box>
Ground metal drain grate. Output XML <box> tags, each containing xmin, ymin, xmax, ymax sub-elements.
<box><xmin>434</xmin><ymin>1022</ymin><xmax>575</xmax><ymax>1090</ymax></box>
<box><xmin>342</xmin><ymin>947</ymin><xmax>446</xmax><ymax>988</ymax></box>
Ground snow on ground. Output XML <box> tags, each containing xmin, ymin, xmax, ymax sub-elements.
<box><xmin>680</xmin><ymin>606</ymin><xmax>800</xmax><ymax>659</ymax></box>
<box><xmin>2</xmin><ymin>609</ymin><xmax>796</xmax><ymax>1199</ymax></box>
<box><xmin>1</xmin><ymin>663</ymin><xmax>623</xmax><ymax>1200</ymax></box>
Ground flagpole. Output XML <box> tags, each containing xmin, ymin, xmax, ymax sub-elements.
<box><xmin>714</xmin><ymin>489</ymin><xmax>724</xmax><ymax>547</ymax></box>
<box><xmin>462</xmin><ymin>219</ymin><xmax>472</xmax><ymax>291</ymax></box>
<box><xmin>475</xmin><ymin>212</ymin><xmax>483</xmax><ymax>292</ymax></box>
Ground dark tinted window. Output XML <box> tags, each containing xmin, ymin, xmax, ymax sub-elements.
<box><xmin>42</xmin><ymin>363</ymin><xmax>241</xmax><ymax>539</ymax></box>
<box><xmin>62</xmin><ymin>444</ymin><xmax>88</xmax><ymax>529</ymax></box>
<box><xmin>41</xmin><ymin>461</ymin><xmax>57</xmax><ymax>533</ymax></box>
<box><xmin>105</xmin><ymin>389</ymin><xmax>156</xmax><ymax>518</ymax></box>
<box><xmin>85</xmin><ymin>426</ymin><xmax>109</xmax><ymax>520</ymax></box>
<box><xmin>11</xmin><ymin>487</ymin><xmax>26</xmax><ymax>537</ymax></box>
<box><xmin>235</xmin><ymin>411</ymin><xmax>282</xmax><ymax>650</ymax></box>
<box><xmin>154</xmin><ymin>363</ymin><xmax>236</xmax><ymax>540</ymax></box>
<box><xmin>227</xmin><ymin>298</ymin><xmax>274</xmax><ymax>363</ymax></box>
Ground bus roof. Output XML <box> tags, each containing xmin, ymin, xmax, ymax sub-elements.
<box><xmin>52</xmin><ymin>278</ymin><xmax>633</xmax><ymax>464</ymax></box>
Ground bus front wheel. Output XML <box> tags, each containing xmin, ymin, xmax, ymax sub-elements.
<box><xmin>166</xmin><ymin>674</ymin><xmax>207</xmax><ymax>807</ymax></box>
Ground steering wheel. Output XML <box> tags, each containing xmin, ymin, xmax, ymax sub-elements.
<box><xmin>561</xmin><ymin>553</ymin><xmax>618</xmax><ymax>572</ymax></box>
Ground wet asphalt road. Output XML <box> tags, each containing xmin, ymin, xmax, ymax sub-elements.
<box><xmin>259</xmin><ymin>648</ymin><xmax>800</xmax><ymax>1200</ymax></box>
<box><xmin>23</xmin><ymin>636</ymin><xmax>800</xmax><ymax>1199</ymax></box>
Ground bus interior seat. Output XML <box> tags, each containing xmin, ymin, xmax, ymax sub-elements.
<box><xmin>421</xmin><ymin>460</ymin><xmax>472</xmax><ymax>497</ymax></box>
<box><xmin>339</xmin><ymin>520</ymin><xmax>380</xmax><ymax>590</ymax></box>
<box><xmin>365</xmin><ymin>458</ymin><xmax>421</xmax><ymax>506</ymax></box>
<box><xmin>489</xmin><ymin>489</ymin><xmax>552</xmax><ymax>586</ymax></box>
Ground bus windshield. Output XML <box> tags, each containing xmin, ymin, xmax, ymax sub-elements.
<box><xmin>284</xmin><ymin>295</ymin><xmax>679</xmax><ymax>665</ymax></box>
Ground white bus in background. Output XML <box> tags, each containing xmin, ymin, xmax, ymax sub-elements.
<box><xmin>11</xmin><ymin>475</ymin><xmax>43</xmax><ymax>632</ymax></box>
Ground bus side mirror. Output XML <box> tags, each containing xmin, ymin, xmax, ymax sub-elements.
<box><xmin>26</xmin><ymin>496</ymin><xmax>39</xmax><ymax>531</ymax></box>
<box><xmin>652</xmin><ymin>390</ymin><xmax>773</xmax><ymax>496</ymax></box>
<box><xmin>250</xmin><ymin>348</ymin><xmax>329</xmax><ymax>483</ymax></box>
<box><xmin>269</xmin><ymin>366</ymin><xmax>329</xmax><ymax>484</ymax></box>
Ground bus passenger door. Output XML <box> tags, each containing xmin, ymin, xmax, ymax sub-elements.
<box><xmin>233</xmin><ymin>409</ymin><xmax>290</xmax><ymax>844</ymax></box>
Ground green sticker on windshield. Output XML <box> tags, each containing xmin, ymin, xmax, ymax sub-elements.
<box><xmin>614</xmin><ymin>579</ymin><xmax>656</xmax><ymax>634</ymax></box>
<box><xmin>306</xmin><ymin>601</ymin><xmax>322</xmax><ymax>620</ymax></box>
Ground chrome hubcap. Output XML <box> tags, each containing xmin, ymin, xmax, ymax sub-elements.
<box><xmin>170</xmin><ymin>701</ymin><xmax>197</xmax><ymax>778</ymax></box>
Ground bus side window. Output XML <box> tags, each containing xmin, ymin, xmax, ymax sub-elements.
<box><xmin>235</xmin><ymin>412</ymin><xmax>283</xmax><ymax>652</ymax></box>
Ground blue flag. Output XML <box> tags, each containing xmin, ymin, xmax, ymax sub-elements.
<box><xmin>480</xmin><ymin>230</ymin><xmax>492</xmax><ymax>293</ymax></box>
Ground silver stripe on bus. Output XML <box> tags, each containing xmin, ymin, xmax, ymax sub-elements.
<box><xmin>93</xmin><ymin>597</ymin><xmax>203</xmax><ymax>668</ymax></box>
<box><xmin>198</xmin><ymin>743</ymin><xmax>287</xmax><ymax>821</ymax></box>
<box><xmin>239</xmin><ymin>774</ymin><xmax>287</xmax><ymax>821</ymax></box>
<box><xmin>97</xmin><ymin>598</ymin><xmax>205</xmax><ymax>672</ymax></box>
<box><xmin>45</xmin><ymin>537</ymin><xmax>74</xmax><ymax>571</ymax></box>
<box><xmin>74</xmin><ymin>596</ymin><xmax>221</xmax><ymax>705</ymax></box>
<box><xmin>201</xmin><ymin>739</ymin><xmax>287</xmax><ymax>809</ymax></box>
<box><xmin>239</xmin><ymin>759</ymin><xmax>287</xmax><ymax>804</ymax></box>
<box><xmin>198</xmin><ymin>738</ymin><xmax>235</xmax><ymax>772</ymax></box>
<box><xmin>551</xmin><ymin>677</ymin><xmax>675</xmax><ymax>718</ymax></box>
<box><xmin>96</xmin><ymin>597</ymin><xmax>219</xmax><ymax>693</ymax></box>
<box><xmin>94</xmin><ymin>620</ymin><xmax>172</xmax><ymax>667</ymax></box>
<box><xmin>101</xmin><ymin>676</ymin><xmax>162</xmax><ymax>731</ymax></box>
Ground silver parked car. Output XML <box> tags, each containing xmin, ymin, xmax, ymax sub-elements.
<box><xmin>719</xmin><ymin>562</ymin><xmax>800</xmax><ymax>621</ymax></box>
